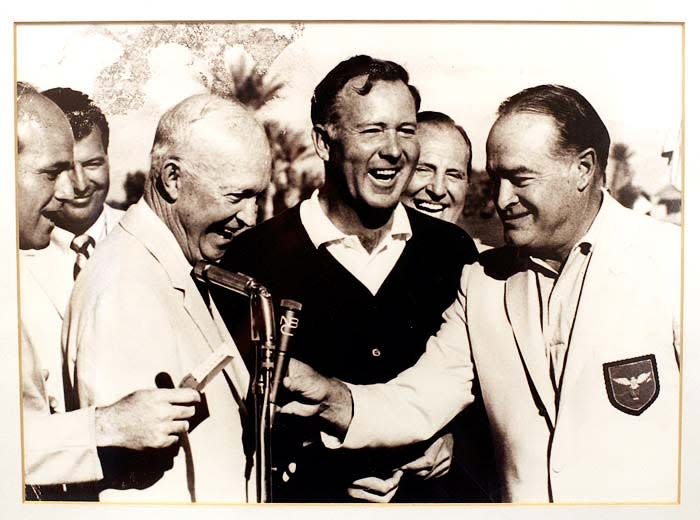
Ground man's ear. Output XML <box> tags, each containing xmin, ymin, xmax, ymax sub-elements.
<box><xmin>574</xmin><ymin>148</ymin><xmax>597</xmax><ymax>191</ymax></box>
<box><xmin>159</xmin><ymin>159</ymin><xmax>182</xmax><ymax>202</ymax></box>
<box><xmin>311</xmin><ymin>124</ymin><xmax>333</xmax><ymax>162</ymax></box>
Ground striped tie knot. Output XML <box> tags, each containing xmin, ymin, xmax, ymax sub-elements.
<box><xmin>70</xmin><ymin>234</ymin><xmax>95</xmax><ymax>280</ymax></box>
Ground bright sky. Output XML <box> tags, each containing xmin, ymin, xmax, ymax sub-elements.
<box><xmin>16</xmin><ymin>22</ymin><xmax>682</xmax><ymax>200</ymax></box>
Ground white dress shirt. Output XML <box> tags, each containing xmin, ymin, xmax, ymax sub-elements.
<box><xmin>299</xmin><ymin>189</ymin><xmax>412</xmax><ymax>295</ymax></box>
<box><xmin>531</xmin><ymin>192</ymin><xmax>607</xmax><ymax>395</ymax></box>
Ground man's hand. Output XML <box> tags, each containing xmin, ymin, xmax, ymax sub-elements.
<box><xmin>346</xmin><ymin>470</ymin><xmax>404</xmax><ymax>503</ymax></box>
<box><xmin>280</xmin><ymin>359</ymin><xmax>353</xmax><ymax>437</ymax></box>
<box><xmin>95</xmin><ymin>388</ymin><xmax>201</xmax><ymax>450</ymax></box>
<box><xmin>400</xmin><ymin>432</ymin><xmax>454</xmax><ymax>480</ymax></box>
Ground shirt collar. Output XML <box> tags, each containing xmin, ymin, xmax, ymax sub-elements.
<box><xmin>529</xmin><ymin>188</ymin><xmax>611</xmax><ymax>275</ymax></box>
<box><xmin>299</xmin><ymin>189</ymin><xmax>412</xmax><ymax>250</ymax></box>
<box><xmin>49</xmin><ymin>205</ymin><xmax>108</xmax><ymax>254</ymax></box>
<box><xmin>85</xmin><ymin>207</ymin><xmax>109</xmax><ymax>241</ymax></box>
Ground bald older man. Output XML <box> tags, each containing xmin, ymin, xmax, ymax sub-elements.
<box><xmin>63</xmin><ymin>94</ymin><xmax>272</xmax><ymax>502</ymax></box>
<box><xmin>17</xmin><ymin>83</ymin><xmax>201</xmax><ymax>500</ymax></box>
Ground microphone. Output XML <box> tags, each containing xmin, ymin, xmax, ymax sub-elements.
<box><xmin>270</xmin><ymin>299</ymin><xmax>302</xmax><ymax>417</ymax></box>
<box><xmin>155</xmin><ymin>371</ymin><xmax>175</xmax><ymax>389</ymax></box>
<box><xmin>194</xmin><ymin>261</ymin><xmax>257</xmax><ymax>297</ymax></box>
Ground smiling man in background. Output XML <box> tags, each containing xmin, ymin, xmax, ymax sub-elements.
<box><xmin>401</xmin><ymin>111</ymin><xmax>471</xmax><ymax>225</ymax></box>
<box><xmin>42</xmin><ymin>87</ymin><xmax>124</xmax><ymax>241</ymax></box>
<box><xmin>42</xmin><ymin>88</ymin><xmax>123</xmax><ymax>243</ymax></box>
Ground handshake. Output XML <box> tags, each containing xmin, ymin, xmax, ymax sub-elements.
<box><xmin>278</xmin><ymin>358</ymin><xmax>354</xmax><ymax>437</ymax></box>
<box><xmin>277</xmin><ymin>359</ymin><xmax>454</xmax><ymax>503</ymax></box>
<box><xmin>93</xmin><ymin>358</ymin><xmax>452</xmax><ymax>502</ymax></box>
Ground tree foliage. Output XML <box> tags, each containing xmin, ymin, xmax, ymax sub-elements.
<box><xmin>608</xmin><ymin>142</ymin><xmax>637</xmax><ymax>208</ymax></box>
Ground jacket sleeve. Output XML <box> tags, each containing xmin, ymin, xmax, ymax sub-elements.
<box><xmin>22</xmin><ymin>328</ymin><xmax>103</xmax><ymax>485</ymax></box>
<box><xmin>340</xmin><ymin>265</ymin><xmax>475</xmax><ymax>449</ymax></box>
<box><xmin>64</xmin><ymin>278</ymin><xmax>182</xmax><ymax>410</ymax></box>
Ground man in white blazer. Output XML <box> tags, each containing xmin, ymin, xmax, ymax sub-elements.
<box><xmin>63</xmin><ymin>94</ymin><xmax>272</xmax><ymax>502</ymax></box>
<box><xmin>18</xmin><ymin>84</ymin><xmax>200</xmax><ymax>500</ymax></box>
<box><xmin>21</xmin><ymin>88</ymin><xmax>124</xmax><ymax>416</ymax></box>
<box><xmin>281</xmin><ymin>85</ymin><xmax>681</xmax><ymax>503</ymax></box>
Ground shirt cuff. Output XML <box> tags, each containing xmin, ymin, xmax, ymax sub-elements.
<box><xmin>24</xmin><ymin>406</ymin><xmax>103</xmax><ymax>485</ymax></box>
<box><xmin>319</xmin><ymin>383</ymin><xmax>371</xmax><ymax>450</ymax></box>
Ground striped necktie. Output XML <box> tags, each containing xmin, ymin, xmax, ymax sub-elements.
<box><xmin>70</xmin><ymin>234</ymin><xmax>95</xmax><ymax>280</ymax></box>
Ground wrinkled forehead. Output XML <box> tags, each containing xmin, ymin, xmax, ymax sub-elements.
<box><xmin>418</xmin><ymin>123</ymin><xmax>469</xmax><ymax>149</ymax></box>
<box><xmin>418</xmin><ymin>124</ymin><xmax>471</xmax><ymax>166</ymax></box>
<box><xmin>487</xmin><ymin>112</ymin><xmax>562</xmax><ymax>159</ymax></box>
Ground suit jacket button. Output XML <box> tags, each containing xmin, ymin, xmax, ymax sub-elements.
<box><xmin>371</xmin><ymin>348</ymin><xmax>382</xmax><ymax>358</ymax></box>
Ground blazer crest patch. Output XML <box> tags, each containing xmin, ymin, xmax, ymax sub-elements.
<box><xmin>603</xmin><ymin>354</ymin><xmax>659</xmax><ymax>415</ymax></box>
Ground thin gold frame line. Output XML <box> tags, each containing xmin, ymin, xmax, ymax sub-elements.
<box><xmin>676</xmin><ymin>19</ymin><xmax>686</xmax><ymax>506</ymax></box>
<box><xmin>13</xmin><ymin>20</ymin><xmax>28</xmax><ymax>504</ymax></box>
<box><xmin>13</xmin><ymin>20</ymin><xmax>685</xmax><ymax>26</ymax></box>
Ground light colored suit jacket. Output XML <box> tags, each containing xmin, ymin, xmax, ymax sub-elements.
<box><xmin>21</xmin><ymin>204</ymin><xmax>124</xmax><ymax>412</ymax></box>
<box><xmin>63</xmin><ymin>199</ymin><xmax>253</xmax><ymax>502</ymax></box>
<box><xmin>20</xmin><ymin>204</ymin><xmax>123</xmax><ymax>485</ymax></box>
<box><xmin>344</xmin><ymin>195</ymin><xmax>680</xmax><ymax>503</ymax></box>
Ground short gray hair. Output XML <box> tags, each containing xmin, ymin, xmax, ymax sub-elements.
<box><xmin>148</xmin><ymin>93</ymin><xmax>254</xmax><ymax>182</ymax></box>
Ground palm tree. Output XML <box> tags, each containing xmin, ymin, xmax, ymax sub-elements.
<box><xmin>209</xmin><ymin>54</ymin><xmax>284</xmax><ymax>110</ymax></box>
<box><xmin>609</xmin><ymin>143</ymin><xmax>635</xmax><ymax>205</ymax></box>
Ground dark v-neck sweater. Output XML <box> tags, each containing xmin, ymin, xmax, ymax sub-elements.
<box><xmin>213</xmin><ymin>203</ymin><xmax>480</xmax><ymax>501</ymax></box>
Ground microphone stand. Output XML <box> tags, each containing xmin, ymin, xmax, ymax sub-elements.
<box><xmin>193</xmin><ymin>261</ymin><xmax>275</xmax><ymax>503</ymax></box>
<box><xmin>249</xmin><ymin>283</ymin><xmax>276</xmax><ymax>504</ymax></box>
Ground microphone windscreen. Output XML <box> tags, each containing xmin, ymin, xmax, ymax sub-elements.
<box><xmin>155</xmin><ymin>371</ymin><xmax>175</xmax><ymax>389</ymax></box>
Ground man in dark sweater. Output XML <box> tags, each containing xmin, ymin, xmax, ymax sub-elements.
<box><xmin>213</xmin><ymin>55</ymin><xmax>485</xmax><ymax>502</ymax></box>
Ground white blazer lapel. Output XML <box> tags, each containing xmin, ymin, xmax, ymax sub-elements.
<box><xmin>123</xmin><ymin>200</ymin><xmax>250</xmax><ymax>402</ymax></box>
<box><xmin>211</xmin><ymin>302</ymin><xmax>251</xmax><ymax>399</ymax></box>
<box><xmin>180</xmin><ymin>271</ymin><xmax>252</xmax><ymax>414</ymax></box>
<box><xmin>182</xmin><ymin>277</ymin><xmax>225</xmax><ymax>352</ymax></box>
<box><xmin>558</xmin><ymin>195</ymin><xmax>629</xmax><ymax>412</ymax></box>
<box><xmin>183</xmin><ymin>277</ymin><xmax>251</xmax><ymax>400</ymax></box>
<box><xmin>102</xmin><ymin>204</ymin><xmax>125</xmax><ymax>233</ymax></box>
<box><xmin>558</xmin><ymin>237</ymin><xmax>627</xmax><ymax>412</ymax></box>
<box><xmin>505</xmin><ymin>270</ymin><xmax>557</xmax><ymax>425</ymax></box>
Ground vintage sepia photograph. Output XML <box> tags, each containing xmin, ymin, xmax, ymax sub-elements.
<box><xmin>7</xmin><ymin>13</ymin><xmax>691</xmax><ymax>518</ymax></box>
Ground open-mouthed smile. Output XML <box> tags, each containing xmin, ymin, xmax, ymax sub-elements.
<box><xmin>414</xmin><ymin>200</ymin><xmax>449</xmax><ymax>213</ymax></box>
<box><xmin>368</xmin><ymin>167</ymin><xmax>401</xmax><ymax>184</ymax></box>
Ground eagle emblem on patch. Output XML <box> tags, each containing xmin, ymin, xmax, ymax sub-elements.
<box><xmin>603</xmin><ymin>354</ymin><xmax>659</xmax><ymax>415</ymax></box>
